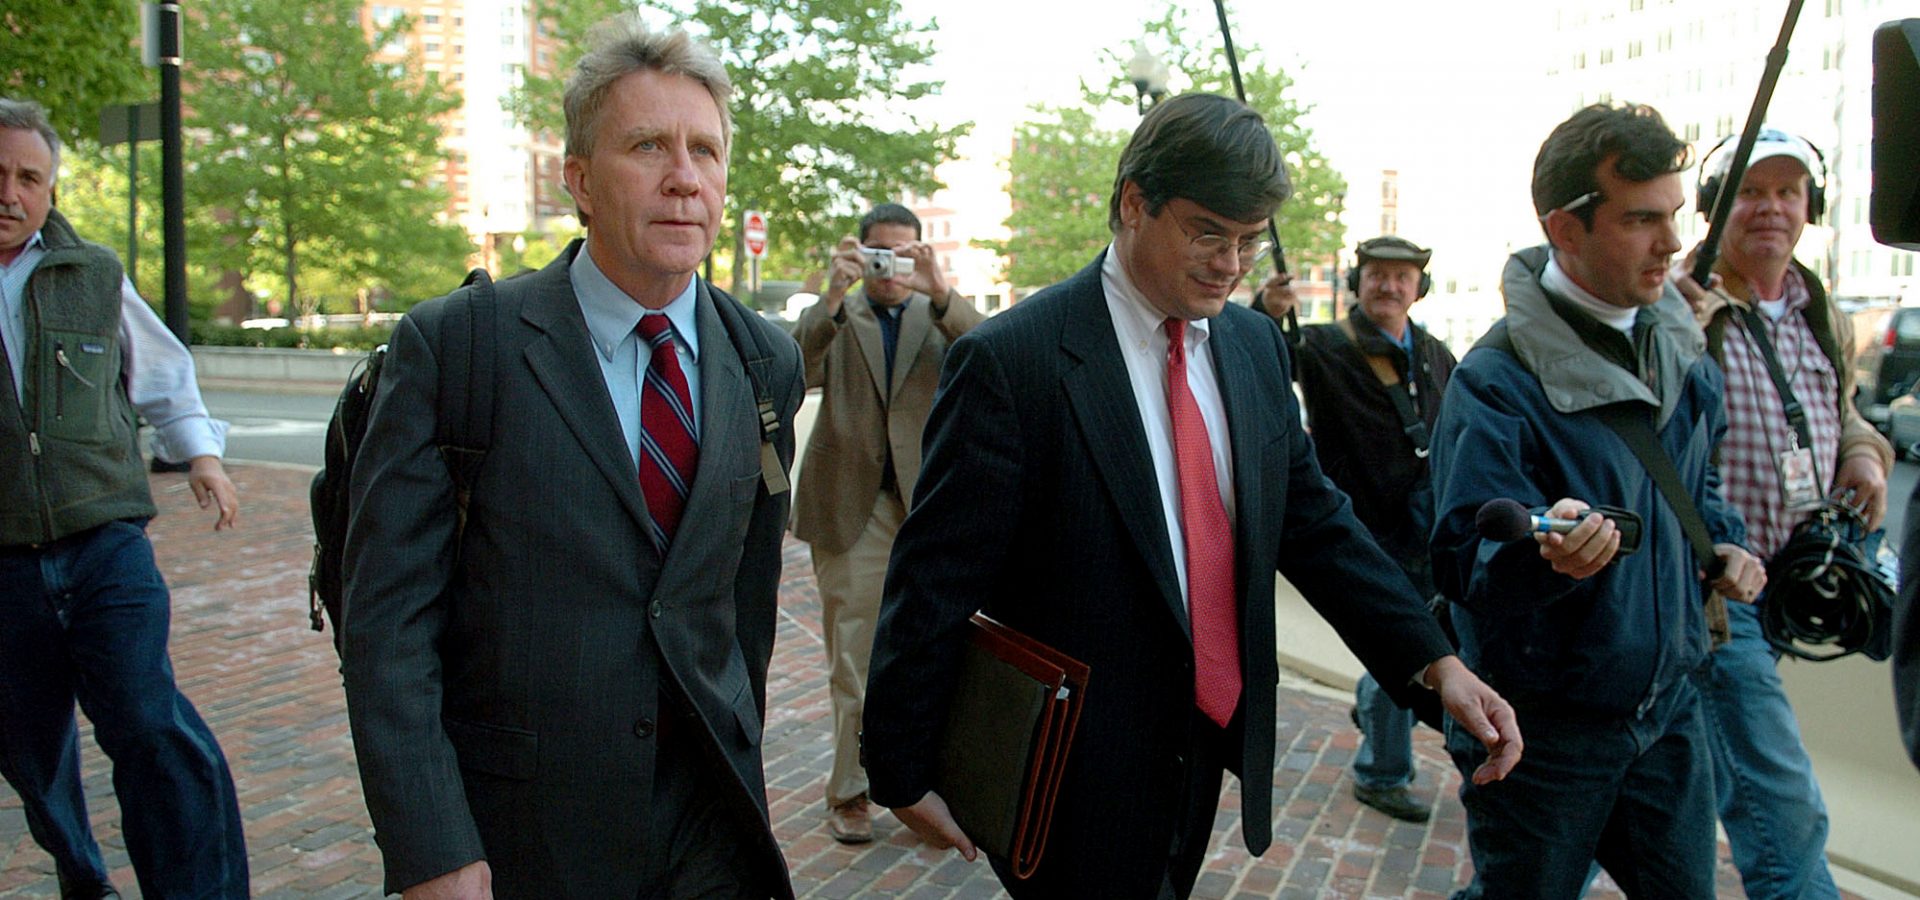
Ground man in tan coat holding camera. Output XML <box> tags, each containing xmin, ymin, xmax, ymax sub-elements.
<box><xmin>791</xmin><ymin>202</ymin><xmax>983</xmax><ymax>842</ymax></box>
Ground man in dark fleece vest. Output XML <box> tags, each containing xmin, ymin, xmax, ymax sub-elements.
<box><xmin>0</xmin><ymin>97</ymin><xmax>247</xmax><ymax>899</ymax></box>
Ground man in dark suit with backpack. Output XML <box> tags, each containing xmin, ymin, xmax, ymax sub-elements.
<box><xmin>340</xmin><ymin>15</ymin><xmax>802</xmax><ymax>899</ymax></box>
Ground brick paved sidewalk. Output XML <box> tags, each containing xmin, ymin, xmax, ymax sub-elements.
<box><xmin>0</xmin><ymin>464</ymin><xmax>1773</xmax><ymax>898</ymax></box>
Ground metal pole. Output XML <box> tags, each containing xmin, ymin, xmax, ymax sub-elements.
<box><xmin>127</xmin><ymin>106</ymin><xmax>139</xmax><ymax>285</ymax></box>
<box><xmin>1211</xmin><ymin>0</ymin><xmax>1298</xmax><ymax>344</ymax></box>
<box><xmin>1690</xmin><ymin>0</ymin><xmax>1806</xmax><ymax>285</ymax></box>
<box><xmin>159</xmin><ymin>1</ymin><xmax>188</xmax><ymax>344</ymax></box>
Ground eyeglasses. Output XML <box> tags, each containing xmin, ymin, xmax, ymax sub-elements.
<box><xmin>1177</xmin><ymin>220</ymin><xmax>1271</xmax><ymax>267</ymax></box>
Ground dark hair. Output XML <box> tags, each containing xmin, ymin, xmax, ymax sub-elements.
<box><xmin>859</xmin><ymin>202</ymin><xmax>922</xmax><ymax>242</ymax></box>
<box><xmin>1532</xmin><ymin>102</ymin><xmax>1690</xmax><ymax>234</ymax></box>
<box><xmin>1107</xmin><ymin>93</ymin><xmax>1292</xmax><ymax>232</ymax></box>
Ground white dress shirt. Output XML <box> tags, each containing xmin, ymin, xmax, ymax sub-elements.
<box><xmin>1</xmin><ymin>230</ymin><xmax>228</xmax><ymax>462</ymax></box>
<box><xmin>1100</xmin><ymin>247</ymin><xmax>1235</xmax><ymax>609</ymax></box>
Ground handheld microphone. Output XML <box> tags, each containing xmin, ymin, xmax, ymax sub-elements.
<box><xmin>1475</xmin><ymin>498</ymin><xmax>1642</xmax><ymax>556</ymax></box>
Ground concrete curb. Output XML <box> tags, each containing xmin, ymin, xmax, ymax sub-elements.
<box><xmin>192</xmin><ymin>346</ymin><xmax>366</xmax><ymax>386</ymax></box>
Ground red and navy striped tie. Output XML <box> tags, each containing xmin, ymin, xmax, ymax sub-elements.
<box><xmin>637</xmin><ymin>314</ymin><xmax>698</xmax><ymax>552</ymax></box>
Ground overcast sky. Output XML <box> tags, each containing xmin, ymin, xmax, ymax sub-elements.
<box><xmin>892</xmin><ymin>0</ymin><xmax>1564</xmax><ymax>270</ymax></box>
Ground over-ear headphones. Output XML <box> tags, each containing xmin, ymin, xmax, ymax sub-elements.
<box><xmin>1696</xmin><ymin>128</ymin><xmax>1828</xmax><ymax>224</ymax></box>
<box><xmin>1346</xmin><ymin>235</ymin><xmax>1433</xmax><ymax>298</ymax></box>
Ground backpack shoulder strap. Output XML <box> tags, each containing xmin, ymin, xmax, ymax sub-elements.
<box><xmin>436</xmin><ymin>267</ymin><xmax>497</xmax><ymax>491</ymax></box>
<box><xmin>705</xmin><ymin>280</ymin><xmax>788</xmax><ymax>494</ymax></box>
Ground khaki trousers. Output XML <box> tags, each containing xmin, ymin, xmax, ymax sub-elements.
<box><xmin>812</xmin><ymin>487</ymin><xmax>907</xmax><ymax>808</ymax></box>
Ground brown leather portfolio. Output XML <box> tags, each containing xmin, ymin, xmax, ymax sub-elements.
<box><xmin>933</xmin><ymin>612</ymin><xmax>1091</xmax><ymax>879</ymax></box>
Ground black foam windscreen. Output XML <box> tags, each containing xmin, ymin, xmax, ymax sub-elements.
<box><xmin>1872</xmin><ymin>19</ymin><xmax>1920</xmax><ymax>249</ymax></box>
<box><xmin>1475</xmin><ymin>498</ymin><xmax>1534</xmax><ymax>542</ymax></box>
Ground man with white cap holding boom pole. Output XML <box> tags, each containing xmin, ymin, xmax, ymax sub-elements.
<box><xmin>1677</xmin><ymin>125</ymin><xmax>1889</xmax><ymax>900</ymax></box>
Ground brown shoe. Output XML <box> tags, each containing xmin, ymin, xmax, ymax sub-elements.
<box><xmin>827</xmin><ymin>795</ymin><xmax>874</xmax><ymax>844</ymax></box>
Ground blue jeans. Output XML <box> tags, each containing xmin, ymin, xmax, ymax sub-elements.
<box><xmin>1446</xmin><ymin>676</ymin><xmax>1716</xmax><ymax>900</ymax></box>
<box><xmin>1353</xmin><ymin>553</ymin><xmax>1432</xmax><ymax>791</ymax></box>
<box><xmin>1696</xmin><ymin>600</ymin><xmax>1839</xmax><ymax>900</ymax></box>
<box><xmin>1352</xmin><ymin>673</ymin><xmax>1415</xmax><ymax>790</ymax></box>
<box><xmin>0</xmin><ymin>520</ymin><xmax>248</xmax><ymax>898</ymax></box>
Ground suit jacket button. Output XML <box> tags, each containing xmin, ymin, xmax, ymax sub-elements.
<box><xmin>634</xmin><ymin>718</ymin><xmax>655</xmax><ymax>738</ymax></box>
<box><xmin>650</xmin><ymin>600</ymin><xmax>664</xmax><ymax>618</ymax></box>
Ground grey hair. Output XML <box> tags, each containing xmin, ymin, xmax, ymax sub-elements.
<box><xmin>0</xmin><ymin>98</ymin><xmax>61</xmax><ymax>177</ymax></box>
<box><xmin>562</xmin><ymin>14</ymin><xmax>733</xmax><ymax>160</ymax></box>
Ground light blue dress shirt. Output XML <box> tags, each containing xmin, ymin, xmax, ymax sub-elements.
<box><xmin>568</xmin><ymin>244</ymin><xmax>702</xmax><ymax>470</ymax></box>
<box><xmin>1</xmin><ymin>229</ymin><xmax>227</xmax><ymax>461</ymax></box>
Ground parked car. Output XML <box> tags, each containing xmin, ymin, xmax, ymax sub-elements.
<box><xmin>1851</xmin><ymin>304</ymin><xmax>1920</xmax><ymax>434</ymax></box>
<box><xmin>1891</xmin><ymin>381</ymin><xmax>1920</xmax><ymax>459</ymax></box>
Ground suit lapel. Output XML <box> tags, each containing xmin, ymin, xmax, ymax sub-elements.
<box><xmin>1057</xmin><ymin>259</ymin><xmax>1189</xmax><ymax>637</ymax></box>
<box><xmin>847</xmin><ymin>294</ymin><xmax>890</xmax><ymax>403</ymax></box>
<box><xmin>888</xmin><ymin>294</ymin><xmax>933</xmax><ymax>398</ymax></box>
<box><xmin>519</xmin><ymin>246</ymin><xmax>653</xmax><ymax>532</ymax></box>
<box><xmin>1208</xmin><ymin>312</ymin><xmax>1268</xmax><ymax>609</ymax></box>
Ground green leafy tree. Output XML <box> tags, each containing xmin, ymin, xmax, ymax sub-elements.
<box><xmin>1</xmin><ymin>0</ymin><xmax>147</xmax><ymax>147</ymax></box>
<box><xmin>53</xmin><ymin>142</ymin><xmax>232</xmax><ymax>320</ymax></box>
<box><xmin>980</xmin><ymin>106</ymin><xmax>1125</xmax><ymax>288</ymax></box>
<box><xmin>995</xmin><ymin>3</ymin><xmax>1346</xmax><ymax>290</ymax></box>
<box><xmin>186</xmin><ymin>0</ymin><xmax>472</xmax><ymax>315</ymax></box>
<box><xmin>512</xmin><ymin>0</ymin><xmax>966</xmax><ymax>293</ymax></box>
<box><xmin>498</xmin><ymin>220</ymin><xmax>586</xmax><ymax>276</ymax></box>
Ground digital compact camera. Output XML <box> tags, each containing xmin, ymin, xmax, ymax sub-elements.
<box><xmin>860</xmin><ymin>247</ymin><xmax>915</xmax><ymax>280</ymax></box>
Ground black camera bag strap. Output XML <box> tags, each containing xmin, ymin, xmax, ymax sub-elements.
<box><xmin>1590</xmin><ymin>404</ymin><xmax>1724</xmax><ymax>579</ymax></box>
<box><xmin>1335</xmin><ymin>316</ymin><xmax>1430</xmax><ymax>458</ymax></box>
<box><xmin>1478</xmin><ymin>323</ymin><xmax>1731</xmax><ymax>645</ymax></box>
<box><xmin>1592</xmin><ymin>402</ymin><xmax>1733</xmax><ymax>648</ymax></box>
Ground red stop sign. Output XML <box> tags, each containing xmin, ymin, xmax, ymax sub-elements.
<box><xmin>743</xmin><ymin>211</ymin><xmax>768</xmax><ymax>258</ymax></box>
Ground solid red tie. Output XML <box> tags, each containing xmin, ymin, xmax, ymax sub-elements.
<box><xmin>1165</xmin><ymin>318</ymin><xmax>1241</xmax><ymax>728</ymax></box>
<box><xmin>636</xmin><ymin>314</ymin><xmax>699</xmax><ymax>553</ymax></box>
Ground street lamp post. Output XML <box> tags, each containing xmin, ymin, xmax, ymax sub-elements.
<box><xmin>1126</xmin><ymin>43</ymin><xmax>1170</xmax><ymax>114</ymax></box>
<box><xmin>158</xmin><ymin>1</ymin><xmax>187</xmax><ymax>345</ymax></box>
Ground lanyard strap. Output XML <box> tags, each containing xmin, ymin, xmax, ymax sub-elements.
<box><xmin>1734</xmin><ymin>304</ymin><xmax>1815</xmax><ymax>451</ymax></box>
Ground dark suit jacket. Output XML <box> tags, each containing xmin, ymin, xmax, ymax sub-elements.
<box><xmin>341</xmin><ymin>243</ymin><xmax>803</xmax><ymax>898</ymax></box>
<box><xmin>863</xmin><ymin>255</ymin><xmax>1454</xmax><ymax>896</ymax></box>
<box><xmin>790</xmin><ymin>288</ymin><xmax>983</xmax><ymax>553</ymax></box>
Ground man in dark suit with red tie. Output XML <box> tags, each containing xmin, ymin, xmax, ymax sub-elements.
<box><xmin>861</xmin><ymin>92</ymin><xmax>1524</xmax><ymax>899</ymax></box>
<box><xmin>341</xmin><ymin>16</ymin><xmax>801</xmax><ymax>899</ymax></box>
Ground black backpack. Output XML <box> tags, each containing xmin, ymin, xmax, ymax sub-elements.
<box><xmin>308</xmin><ymin>268</ymin><xmax>499</xmax><ymax>651</ymax></box>
<box><xmin>305</xmin><ymin>266</ymin><xmax>786</xmax><ymax>651</ymax></box>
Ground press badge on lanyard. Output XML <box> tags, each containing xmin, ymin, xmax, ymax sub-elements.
<box><xmin>1776</xmin><ymin>444</ymin><xmax>1822</xmax><ymax>512</ymax></box>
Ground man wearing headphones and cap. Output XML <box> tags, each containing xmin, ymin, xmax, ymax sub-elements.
<box><xmin>1675</xmin><ymin>127</ymin><xmax>1890</xmax><ymax>900</ymax></box>
<box><xmin>1257</xmin><ymin>236</ymin><xmax>1455</xmax><ymax>823</ymax></box>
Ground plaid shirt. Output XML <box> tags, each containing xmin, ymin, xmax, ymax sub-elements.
<box><xmin>1716</xmin><ymin>268</ymin><xmax>1843</xmax><ymax>560</ymax></box>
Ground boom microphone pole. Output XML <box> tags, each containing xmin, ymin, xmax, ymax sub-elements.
<box><xmin>1691</xmin><ymin>0</ymin><xmax>1807</xmax><ymax>285</ymax></box>
<box><xmin>1212</xmin><ymin>0</ymin><xmax>1299</xmax><ymax>344</ymax></box>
